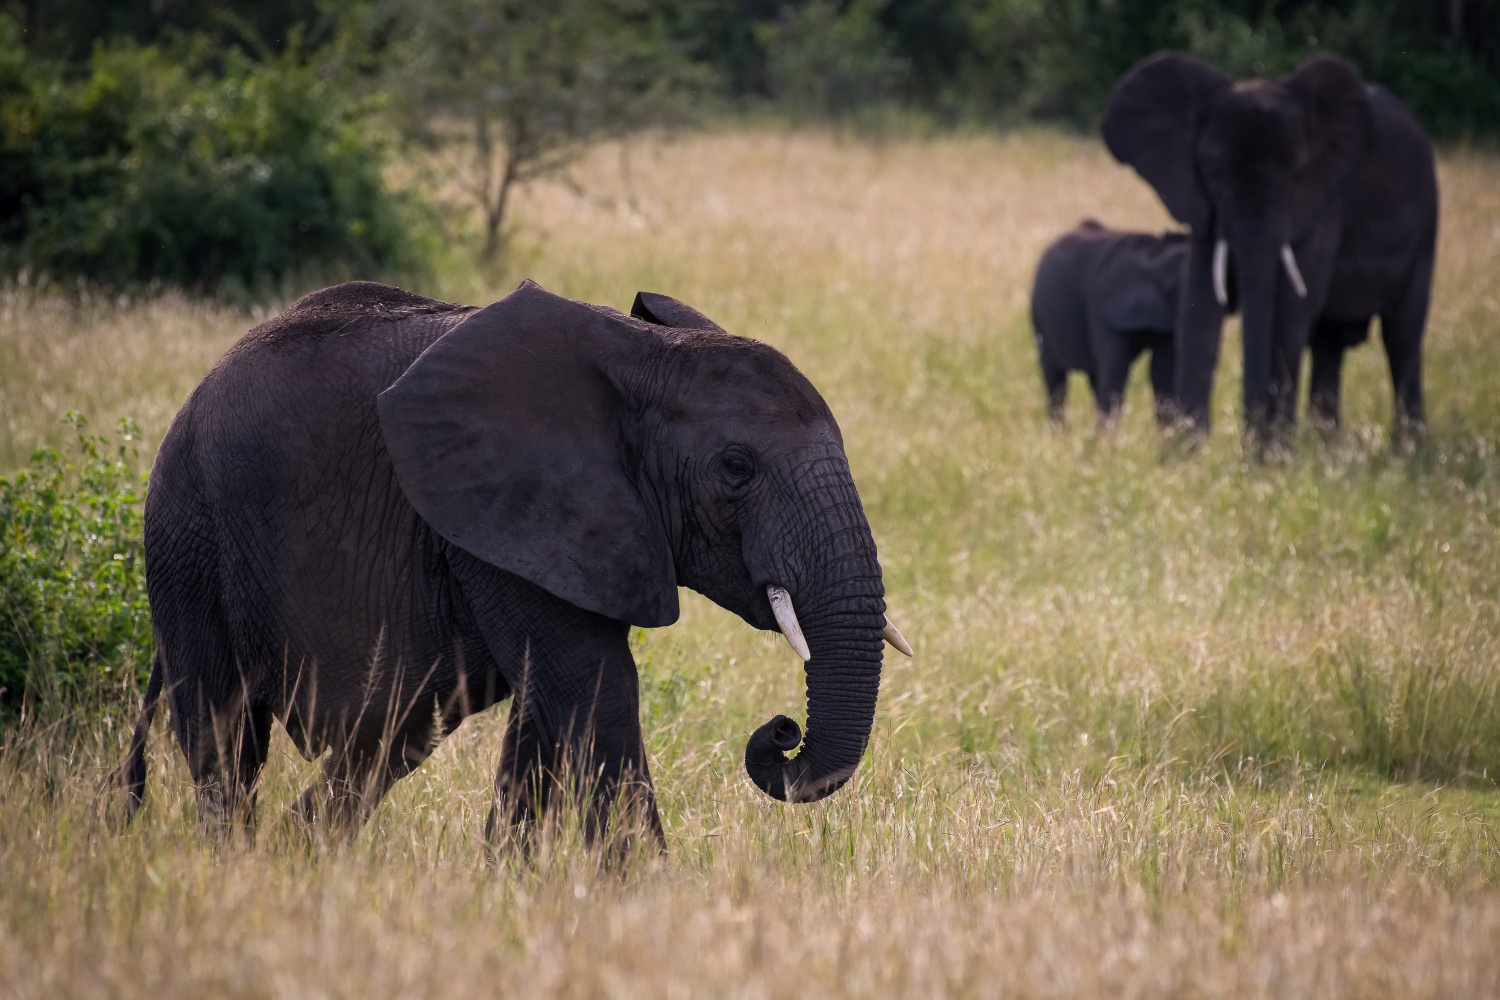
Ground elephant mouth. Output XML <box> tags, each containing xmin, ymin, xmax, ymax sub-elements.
<box><xmin>765</xmin><ymin>584</ymin><xmax>911</xmax><ymax>661</ymax></box>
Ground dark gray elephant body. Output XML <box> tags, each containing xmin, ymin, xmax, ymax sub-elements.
<box><xmin>1031</xmin><ymin>220</ymin><xmax>1190</xmax><ymax>424</ymax></box>
<box><xmin>1102</xmin><ymin>53</ymin><xmax>1438</xmax><ymax>440</ymax></box>
<box><xmin>119</xmin><ymin>280</ymin><xmax>891</xmax><ymax>840</ymax></box>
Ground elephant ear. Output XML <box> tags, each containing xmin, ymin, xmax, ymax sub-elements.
<box><xmin>1285</xmin><ymin>55</ymin><xmax>1374</xmax><ymax>218</ymax></box>
<box><xmin>630</xmin><ymin>291</ymin><xmax>725</xmax><ymax>332</ymax></box>
<box><xmin>1101</xmin><ymin>52</ymin><xmax>1232</xmax><ymax>231</ymax></box>
<box><xmin>378</xmin><ymin>279</ymin><xmax>678</xmax><ymax>627</ymax></box>
<box><xmin>1097</xmin><ymin>237</ymin><xmax>1183</xmax><ymax>334</ymax></box>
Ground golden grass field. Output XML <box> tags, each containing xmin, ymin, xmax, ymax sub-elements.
<box><xmin>3</xmin><ymin>127</ymin><xmax>1500</xmax><ymax>997</ymax></box>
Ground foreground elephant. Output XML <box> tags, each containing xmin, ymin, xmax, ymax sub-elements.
<box><xmin>1031</xmin><ymin>220</ymin><xmax>1197</xmax><ymax>426</ymax></box>
<box><xmin>118</xmin><ymin>280</ymin><xmax>911</xmax><ymax>842</ymax></box>
<box><xmin>1102</xmin><ymin>52</ymin><xmax>1438</xmax><ymax>441</ymax></box>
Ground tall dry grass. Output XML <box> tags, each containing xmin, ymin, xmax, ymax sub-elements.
<box><xmin>2</xmin><ymin>128</ymin><xmax>1500</xmax><ymax>997</ymax></box>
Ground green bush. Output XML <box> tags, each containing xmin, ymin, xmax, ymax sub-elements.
<box><xmin>0</xmin><ymin>415</ymin><xmax>151</xmax><ymax>722</ymax></box>
<box><xmin>0</xmin><ymin>17</ymin><xmax>428</xmax><ymax>295</ymax></box>
<box><xmin>755</xmin><ymin>0</ymin><xmax>911</xmax><ymax>119</ymax></box>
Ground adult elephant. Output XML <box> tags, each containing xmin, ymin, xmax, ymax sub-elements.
<box><xmin>1101</xmin><ymin>52</ymin><xmax>1438</xmax><ymax>441</ymax></box>
<box><xmin>117</xmin><ymin>279</ymin><xmax>911</xmax><ymax>844</ymax></box>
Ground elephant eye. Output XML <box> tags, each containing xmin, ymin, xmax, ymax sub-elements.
<box><xmin>717</xmin><ymin>447</ymin><xmax>757</xmax><ymax>489</ymax></box>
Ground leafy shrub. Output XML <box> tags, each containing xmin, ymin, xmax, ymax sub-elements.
<box><xmin>0</xmin><ymin>415</ymin><xmax>151</xmax><ymax>722</ymax></box>
<box><xmin>0</xmin><ymin>17</ymin><xmax>428</xmax><ymax>295</ymax></box>
<box><xmin>755</xmin><ymin>0</ymin><xmax>911</xmax><ymax>119</ymax></box>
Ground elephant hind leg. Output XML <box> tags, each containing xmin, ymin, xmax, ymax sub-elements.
<box><xmin>154</xmin><ymin>578</ymin><xmax>271</xmax><ymax>837</ymax></box>
<box><xmin>190</xmin><ymin>694</ymin><xmax>274</xmax><ymax>839</ymax></box>
<box><xmin>147</xmin><ymin>479</ymin><xmax>275</xmax><ymax>837</ymax></box>
<box><xmin>288</xmin><ymin>717</ymin><xmax>437</xmax><ymax>839</ymax></box>
<box><xmin>1042</xmin><ymin>357</ymin><xmax>1068</xmax><ymax>425</ymax></box>
<box><xmin>1380</xmin><ymin>261</ymin><xmax>1433</xmax><ymax>440</ymax></box>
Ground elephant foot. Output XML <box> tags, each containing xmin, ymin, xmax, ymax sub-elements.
<box><xmin>1158</xmin><ymin>416</ymin><xmax>1207</xmax><ymax>460</ymax></box>
<box><xmin>193</xmin><ymin>778</ymin><xmax>262</xmax><ymax>848</ymax></box>
<box><xmin>484</xmin><ymin>767</ymin><xmax>665</xmax><ymax>869</ymax></box>
<box><xmin>1392</xmin><ymin>415</ymin><xmax>1427</xmax><ymax>454</ymax></box>
<box><xmin>1308</xmin><ymin>409</ymin><xmax>1340</xmax><ymax>438</ymax></box>
<box><xmin>281</xmin><ymin>768</ymin><xmax>384</xmax><ymax>847</ymax></box>
<box><xmin>1245</xmin><ymin>431</ymin><xmax>1295</xmax><ymax>465</ymax></box>
<box><xmin>1153</xmin><ymin>401</ymin><xmax>1180</xmax><ymax>430</ymax></box>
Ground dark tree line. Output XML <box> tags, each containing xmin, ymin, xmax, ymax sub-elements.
<box><xmin>6</xmin><ymin>0</ymin><xmax>1497</xmax><ymax>136</ymax></box>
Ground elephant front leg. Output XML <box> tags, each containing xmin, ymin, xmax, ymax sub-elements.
<box><xmin>1147</xmin><ymin>339</ymin><xmax>1178</xmax><ymax>427</ymax></box>
<box><xmin>1174</xmin><ymin>229</ymin><xmax>1229</xmax><ymax>435</ymax></box>
<box><xmin>1307</xmin><ymin>318</ymin><xmax>1365</xmax><ymax>432</ymax></box>
<box><xmin>1267</xmin><ymin>337</ymin><xmax>1304</xmax><ymax>436</ymax></box>
<box><xmin>448</xmin><ymin>549</ymin><xmax>665</xmax><ymax>856</ymax></box>
<box><xmin>485</xmin><ymin>655</ymin><xmax>664</xmax><ymax>856</ymax></box>
<box><xmin>1380</xmin><ymin>252</ymin><xmax>1433</xmax><ymax>445</ymax></box>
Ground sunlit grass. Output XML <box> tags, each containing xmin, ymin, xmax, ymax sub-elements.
<box><xmin>2</xmin><ymin>127</ymin><xmax>1499</xmax><ymax>996</ymax></box>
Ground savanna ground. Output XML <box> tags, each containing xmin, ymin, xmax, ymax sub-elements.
<box><xmin>3</xmin><ymin>128</ymin><xmax>1500</xmax><ymax>997</ymax></box>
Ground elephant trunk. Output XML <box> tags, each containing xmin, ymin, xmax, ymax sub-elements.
<box><xmin>1174</xmin><ymin>227</ymin><xmax>1231</xmax><ymax>430</ymax></box>
<box><xmin>1236</xmin><ymin>237</ymin><xmax>1285</xmax><ymax>435</ymax></box>
<box><xmin>745</xmin><ymin>473</ymin><xmax>885</xmax><ymax>804</ymax></box>
<box><xmin>745</xmin><ymin>591</ymin><xmax>885</xmax><ymax>802</ymax></box>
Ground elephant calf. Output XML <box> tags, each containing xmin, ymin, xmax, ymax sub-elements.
<box><xmin>1031</xmin><ymin>220</ymin><xmax>1203</xmax><ymax>426</ymax></box>
<box><xmin>117</xmin><ymin>279</ymin><xmax>912</xmax><ymax>846</ymax></box>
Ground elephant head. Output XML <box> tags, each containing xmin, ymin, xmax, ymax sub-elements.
<box><xmin>1102</xmin><ymin>52</ymin><xmax>1375</xmax><ymax>433</ymax></box>
<box><xmin>377</xmin><ymin>280</ymin><xmax>908</xmax><ymax>804</ymax></box>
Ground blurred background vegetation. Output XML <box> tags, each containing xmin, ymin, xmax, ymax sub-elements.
<box><xmin>0</xmin><ymin>0</ymin><xmax>1495</xmax><ymax>295</ymax></box>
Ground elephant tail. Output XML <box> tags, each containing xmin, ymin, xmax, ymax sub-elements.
<box><xmin>117</xmin><ymin>652</ymin><xmax>164</xmax><ymax>823</ymax></box>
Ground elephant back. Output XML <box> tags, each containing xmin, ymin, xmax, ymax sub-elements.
<box><xmin>227</xmin><ymin>282</ymin><xmax>472</xmax><ymax>357</ymax></box>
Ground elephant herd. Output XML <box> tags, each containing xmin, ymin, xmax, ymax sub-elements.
<box><xmin>116</xmin><ymin>50</ymin><xmax>1439</xmax><ymax>850</ymax></box>
<box><xmin>1033</xmin><ymin>52</ymin><xmax>1437</xmax><ymax>442</ymax></box>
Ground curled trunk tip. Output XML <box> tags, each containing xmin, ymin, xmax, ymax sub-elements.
<box><xmin>744</xmin><ymin>715</ymin><xmax>801</xmax><ymax>801</ymax></box>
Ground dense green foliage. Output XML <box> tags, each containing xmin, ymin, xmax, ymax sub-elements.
<box><xmin>0</xmin><ymin>415</ymin><xmax>149</xmax><ymax>720</ymax></box>
<box><xmin>10</xmin><ymin>1</ymin><xmax>1498</xmax><ymax>137</ymax></box>
<box><xmin>0</xmin><ymin>17</ymin><xmax>425</xmax><ymax>294</ymax></box>
<box><xmin>710</xmin><ymin>0</ymin><xmax>1500</xmax><ymax>135</ymax></box>
<box><xmin>1</xmin><ymin>0</ymin><xmax>354</xmax><ymax>61</ymax></box>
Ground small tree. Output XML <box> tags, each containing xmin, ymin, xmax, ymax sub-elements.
<box><xmin>393</xmin><ymin>0</ymin><xmax>685</xmax><ymax>259</ymax></box>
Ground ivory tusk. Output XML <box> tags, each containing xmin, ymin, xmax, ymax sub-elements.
<box><xmin>1280</xmin><ymin>244</ymin><xmax>1308</xmax><ymax>298</ymax></box>
<box><xmin>766</xmin><ymin>585</ymin><xmax>811</xmax><ymax>661</ymax></box>
<box><xmin>882</xmin><ymin>616</ymin><xmax>913</xmax><ymax>657</ymax></box>
<box><xmin>1212</xmin><ymin>238</ymin><xmax>1229</xmax><ymax>307</ymax></box>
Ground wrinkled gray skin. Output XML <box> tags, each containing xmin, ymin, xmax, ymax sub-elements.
<box><xmin>117</xmin><ymin>280</ymin><xmax>886</xmax><ymax>844</ymax></box>
<box><xmin>1103</xmin><ymin>53</ymin><xmax>1438</xmax><ymax>442</ymax></box>
<box><xmin>1031</xmin><ymin>220</ymin><xmax>1198</xmax><ymax>426</ymax></box>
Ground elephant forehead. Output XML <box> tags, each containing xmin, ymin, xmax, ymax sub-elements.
<box><xmin>657</xmin><ymin>337</ymin><xmax>834</xmax><ymax>426</ymax></box>
<box><xmin>1214</xmin><ymin>86</ymin><xmax>1303</xmax><ymax>143</ymax></box>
